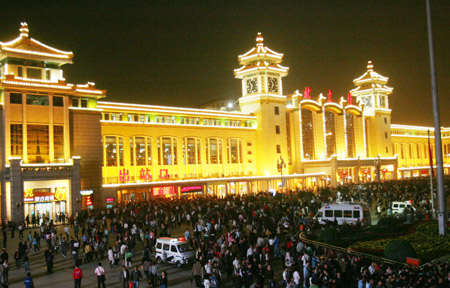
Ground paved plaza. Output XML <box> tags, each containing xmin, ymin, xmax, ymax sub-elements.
<box><xmin>6</xmin><ymin>202</ymin><xmax>382</xmax><ymax>288</ymax></box>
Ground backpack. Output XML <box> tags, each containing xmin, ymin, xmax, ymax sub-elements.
<box><xmin>74</xmin><ymin>269</ymin><xmax>81</xmax><ymax>278</ymax></box>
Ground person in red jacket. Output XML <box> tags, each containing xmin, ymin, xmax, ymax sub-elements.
<box><xmin>73</xmin><ymin>264</ymin><xmax>83</xmax><ymax>288</ymax></box>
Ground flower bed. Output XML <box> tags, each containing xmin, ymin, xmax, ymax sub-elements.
<box><xmin>349</xmin><ymin>221</ymin><xmax>450</xmax><ymax>262</ymax></box>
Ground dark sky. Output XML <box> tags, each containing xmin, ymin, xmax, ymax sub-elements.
<box><xmin>1</xmin><ymin>1</ymin><xmax>449</xmax><ymax>126</ymax></box>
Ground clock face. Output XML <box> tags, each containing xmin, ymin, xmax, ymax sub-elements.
<box><xmin>268</xmin><ymin>77</ymin><xmax>278</xmax><ymax>93</ymax></box>
<box><xmin>379</xmin><ymin>96</ymin><xmax>386</xmax><ymax>108</ymax></box>
<box><xmin>246</xmin><ymin>78</ymin><xmax>258</xmax><ymax>94</ymax></box>
<box><xmin>361</xmin><ymin>96</ymin><xmax>372</xmax><ymax>107</ymax></box>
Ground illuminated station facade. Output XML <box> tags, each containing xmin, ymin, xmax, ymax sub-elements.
<box><xmin>0</xmin><ymin>24</ymin><xmax>449</xmax><ymax>222</ymax></box>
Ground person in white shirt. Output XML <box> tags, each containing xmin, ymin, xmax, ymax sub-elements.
<box><xmin>94</xmin><ymin>262</ymin><xmax>106</xmax><ymax>288</ymax></box>
<box><xmin>293</xmin><ymin>270</ymin><xmax>301</xmax><ymax>286</ymax></box>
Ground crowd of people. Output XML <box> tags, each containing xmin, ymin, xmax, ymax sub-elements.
<box><xmin>0</xmin><ymin>177</ymin><xmax>448</xmax><ymax>287</ymax></box>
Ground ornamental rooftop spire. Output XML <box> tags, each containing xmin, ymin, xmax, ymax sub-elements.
<box><xmin>0</xmin><ymin>22</ymin><xmax>74</xmax><ymax>65</ymax></box>
<box><xmin>234</xmin><ymin>32</ymin><xmax>289</xmax><ymax>78</ymax></box>
<box><xmin>20</xmin><ymin>22</ymin><xmax>29</xmax><ymax>38</ymax></box>
<box><xmin>351</xmin><ymin>61</ymin><xmax>393</xmax><ymax>95</ymax></box>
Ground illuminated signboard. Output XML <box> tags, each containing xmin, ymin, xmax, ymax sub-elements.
<box><xmin>181</xmin><ymin>186</ymin><xmax>202</xmax><ymax>193</ymax></box>
<box><xmin>152</xmin><ymin>186</ymin><xmax>175</xmax><ymax>196</ymax></box>
<box><xmin>24</xmin><ymin>187</ymin><xmax>67</xmax><ymax>203</ymax></box>
<box><xmin>80</xmin><ymin>190</ymin><xmax>93</xmax><ymax>196</ymax></box>
<box><xmin>106</xmin><ymin>197</ymin><xmax>115</xmax><ymax>203</ymax></box>
<box><xmin>86</xmin><ymin>195</ymin><xmax>93</xmax><ymax>206</ymax></box>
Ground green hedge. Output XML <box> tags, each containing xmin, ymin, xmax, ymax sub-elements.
<box><xmin>384</xmin><ymin>239</ymin><xmax>417</xmax><ymax>263</ymax></box>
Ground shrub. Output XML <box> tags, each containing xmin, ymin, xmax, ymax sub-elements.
<box><xmin>319</xmin><ymin>228</ymin><xmax>341</xmax><ymax>244</ymax></box>
<box><xmin>384</xmin><ymin>239</ymin><xmax>417</xmax><ymax>263</ymax></box>
<box><xmin>377</xmin><ymin>216</ymin><xmax>403</xmax><ymax>226</ymax></box>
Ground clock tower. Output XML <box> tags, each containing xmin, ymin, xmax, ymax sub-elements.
<box><xmin>234</xmin><ymin>33</ymin><xmax>289</xmax><ymax>176</ymax></box>
<box><xmin>351</xmin><ymin>61</ymin><xmax>393</xmax><ymax>157</ymax></box>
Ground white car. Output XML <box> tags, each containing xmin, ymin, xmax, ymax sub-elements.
<box><xmin>392</xmin><ymin>201</ymin><xmax>417</xmax><ymax>214</ymax></box>
<box><xmin>155</xmin><ymin>237</ymin><xmax>195</xmax><ymax>267</ymax></box>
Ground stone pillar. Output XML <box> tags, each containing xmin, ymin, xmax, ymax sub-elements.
<box><xmin>330</xmin><ymin>155</ymin><xmax>338</xmax><ymax>187</ymax></box>
<box><xmin>71</xmin><ymin>157</ymin><xmax>82</xmax><ymax>215</ymax></box>
<box><xmin>9</xmin><ymin>158</ymin><xmax>24</xmax><ymax>223</ymax></box>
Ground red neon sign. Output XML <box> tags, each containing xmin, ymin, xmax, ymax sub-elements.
<box><xmin>347</xmin><ymin>92</ymin><xmax>353</xmax><ymax>105</ymax></box>
<box><xmin>106</xmin><ymin>197</ymin><xmax>115</xmax><ymax>203</ymax></box>
<box><xmin>181</xmin><ymin>186</ymin><xmax>202</xmax><ymax>193</ymax></box>
<box><xmin>152</xmin><ymin>186</ymin><xmax>175</xmax><ymax>196</ymax></box>
<box><xmin>304</xmin><ymin>87</ymin><xmax>311</xmax><ymax>99</ymax></box>
<box><xmin>327</xmin><ymin>89</ymin><xmax>333</xmax><ymax>102</ymax></box>
<box><xmin>86</xmin><ymin>195</ymin><xmax>93</xmax><ymax>206</ymax></box>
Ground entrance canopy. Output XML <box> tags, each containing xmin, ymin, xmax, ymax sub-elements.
<box><xmin>102</xmin><ymin>172</ymin><xmax>326</xmax><ymax>189</ymax></box>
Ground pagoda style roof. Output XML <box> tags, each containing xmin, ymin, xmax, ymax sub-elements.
<box><xmin>238</xmin><ymin>33</ymin><xmax>284</xmax><ymax>64</ymax></box>
<box><xmin>351</xmin><ymin>61</ymin><xmax>393</xmax><ymax>95</ymax></box>
<box><xmin>234</xmin><ymin>61</ymin><xmax>289</xmax><ymax>78</ymax></box>
<box><xmin>0</xmin><ymin>22</ymin><xmax>73</xmax><ymax>65</ymax></box>
<box><xmin>234</xmin><ymin>33</ymin><xmax>288</xmax><ymax>78</ymax></box>
<box><xmin>0</xmin><ymin>74</ymin><xmax>106</xmax><ymax>98</ymax></box>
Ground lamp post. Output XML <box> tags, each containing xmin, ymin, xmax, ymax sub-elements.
<box><xmin>426</xmin><ymin>0</ymin><xmax>446</xmax><ymax>235</ymax></box>
<box><xmin>277</xmin><ymin>156</ymin><xmax>286</xmax><ymax>199</ymax></box>
<box><xmin>374</xmin><ymin>155</ymin><xmax>381</xmax><ymax>197</ymax></box>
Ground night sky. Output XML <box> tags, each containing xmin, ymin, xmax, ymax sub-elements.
<box><xmin>1</xmin><ymin>1</ymin><xmax>449</xmax><ymax>126</ymax></box>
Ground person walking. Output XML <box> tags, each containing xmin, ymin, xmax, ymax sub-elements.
<box><xmin>94</xmin><ymin>262</ymin><xmax>106</xmax><ymax>288</ymax></box>
<box><xmin>24</xmin><ymin>272</ymin><xmax>34</xmax><ymax>288</ymax></box>
<box><xmin>131</xmin><ymin>266</ymin><xmax>143</xmax><ymax>288</ymax></box>
<box><xmin>73</xmin><ymin>264</ymin><xmax>83</xmax><ymax>288</ymax></box>
<box><xmin>44</xmin><ymin>247</ymin><xmax>54</xmax><ymax>273</ymax></box>
<box><xmin>160</xmin><ymin>271</ymin><xmax>168</xmax><ymax>288</ymax></box>
<box><xmin>150</xmin><ymin>261</ymin><xmax>158</xmax><ymax>288</ymax></box>
<box><xmin>192</xmin><ymin>260</ymin><xmax>203</xmax><ymax>287</ymax></box>
<box><xmin>119</xmin><ymin>266</ymin><xmax>130</xmax><ymax>288</ymax></box>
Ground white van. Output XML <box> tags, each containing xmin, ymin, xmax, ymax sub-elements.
<box><xmin>315</xmin><ymin>202</ymin><xmax>371</xmax><ymax>226</ymax></box>
<box><xmin>392</xmin><ymin>201</ymin><xmax>416</xmax><ymax>214</ymax></box>
<box><xmin>155</xmin><ymin>237</ymin><xmax>195</xmax><ymax>267</ymax></box>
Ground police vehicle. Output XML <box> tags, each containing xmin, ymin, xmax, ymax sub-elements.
<box><xmin>155</xmin><ymin>237</ymin><xmax>195</xmax><ymax>267</ymax></box>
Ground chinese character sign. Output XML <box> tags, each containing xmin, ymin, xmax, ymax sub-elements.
<box><xmin>24</xmin><ymin>188</ymin><xmax>62</xmax><ymax>203</ymax></box>
<box><xmin>139</xmin><ymin>168</ymin><xmax>152</xmax><ymax>181</ymax></box>
<box><xmin>327</xmin><ymin>89</ymin><xmax>333</xmax><ymax>102</ymax></box>
<box><xmin>160</xmin><ymin>169</ymin><xmax>169</xmax><ymax>179</ymax></box>
<box><xmin>304</xmin><ymin>87</ymin><xmax>311</xmax><ymax>99</ymax></box>
<box><xmin>347</xmin><ymin>92</ymin><xmax>353</xmax><ymax>105</ymax></box>
<box><xmin>119</xmin><ymin>168</ymin><xmax>130</xmax><ymax>182</ymax></box>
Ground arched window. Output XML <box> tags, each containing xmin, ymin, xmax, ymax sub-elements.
<box><xmin>346</xmin><ymin>113</ymin><xmax>355</xmax><ymax>158</ymax></box>
<box><xmin>130</xmin><ymin>137</ymin><xmax>152</xmax><ymax>166</ymax></box>
<box><xmin>325</xmin><ymin>111</ymin><xmax>336</xmax><ymax>157</ymax></box>
<box><xmin>104</xmin><ymin>136</ymin><xmax>124</xmax><ymax>166</ymax></box>
<box><xmin>183</xmin><ymin>137</ymin><xmax>201</xmax><ymax>165</ymax></box>
<box><xmin>227</xmin><ymin>138</ymin><xmax>243</xmax><ymax>164</ymax></box>
<box><xmin>206</xmin><ymin>138</ymin><xmax>223</xmax><ymax>164</ymax></box>
<box><xmin>157</xmin><ymin>137</ymin><xmax>178</xmax><ymax>165</ymax></box>
<box><xmin>301</xmin><ymin>109</ymin><xmax>315</xmax><ymax>159</ymax></box>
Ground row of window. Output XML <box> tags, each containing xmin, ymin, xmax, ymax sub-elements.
<box><xmin>301</xmin><ymin>110</ymin><xmax>356</xmax><ymax>159</ymax></box>
<box><xmin>102</xmin><ymin>113</ymin><xmax>254</xmax><ymax>128</ymax></box>
<box><xmin>9</xmin><ymin>93</ymin><xmax>90</xmax><ymax>108</ymax></box>
<box><xmin>103</xmin><ymin>136</ymin><xmax>249</xmax><ymax>167</ymax></box>
<box><xmin>394</xmin><ymin>143</ymin><xmax>431</xmax><ymax>160</ymax></box>
<box><xmin>10</xmin><ymin>124</ymin><xmax>64</xmax><ymax>163</ymax></box>
<box><xmin>16</xmin><ymin>66</ymin><xmax>51</xmax><ymax>80</ymax></box>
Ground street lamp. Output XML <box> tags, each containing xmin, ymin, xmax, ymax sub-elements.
<box><xmin>277</xmin><ymin>156</ymin><xmax>286</xmax><ymax>197</ymax></box>
<box><xmin>374</xmin><ymin>154</ymin><xmax>381</xmax><ymax>197</ymax></box>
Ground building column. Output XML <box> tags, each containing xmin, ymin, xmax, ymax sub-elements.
<box><xmin>9</xmin><ymin>158</ymin><xmax>24</xmax><ymax>223</ymax></box>
<box><xmin>71</xmin><ymin>157</ymin><xmax>82</xmax><ymax>215</ymax></box>
<box><xmin>330</xmin><ymin>155</ymin><xmax>338</xmax><ymax>187</ymax></box>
